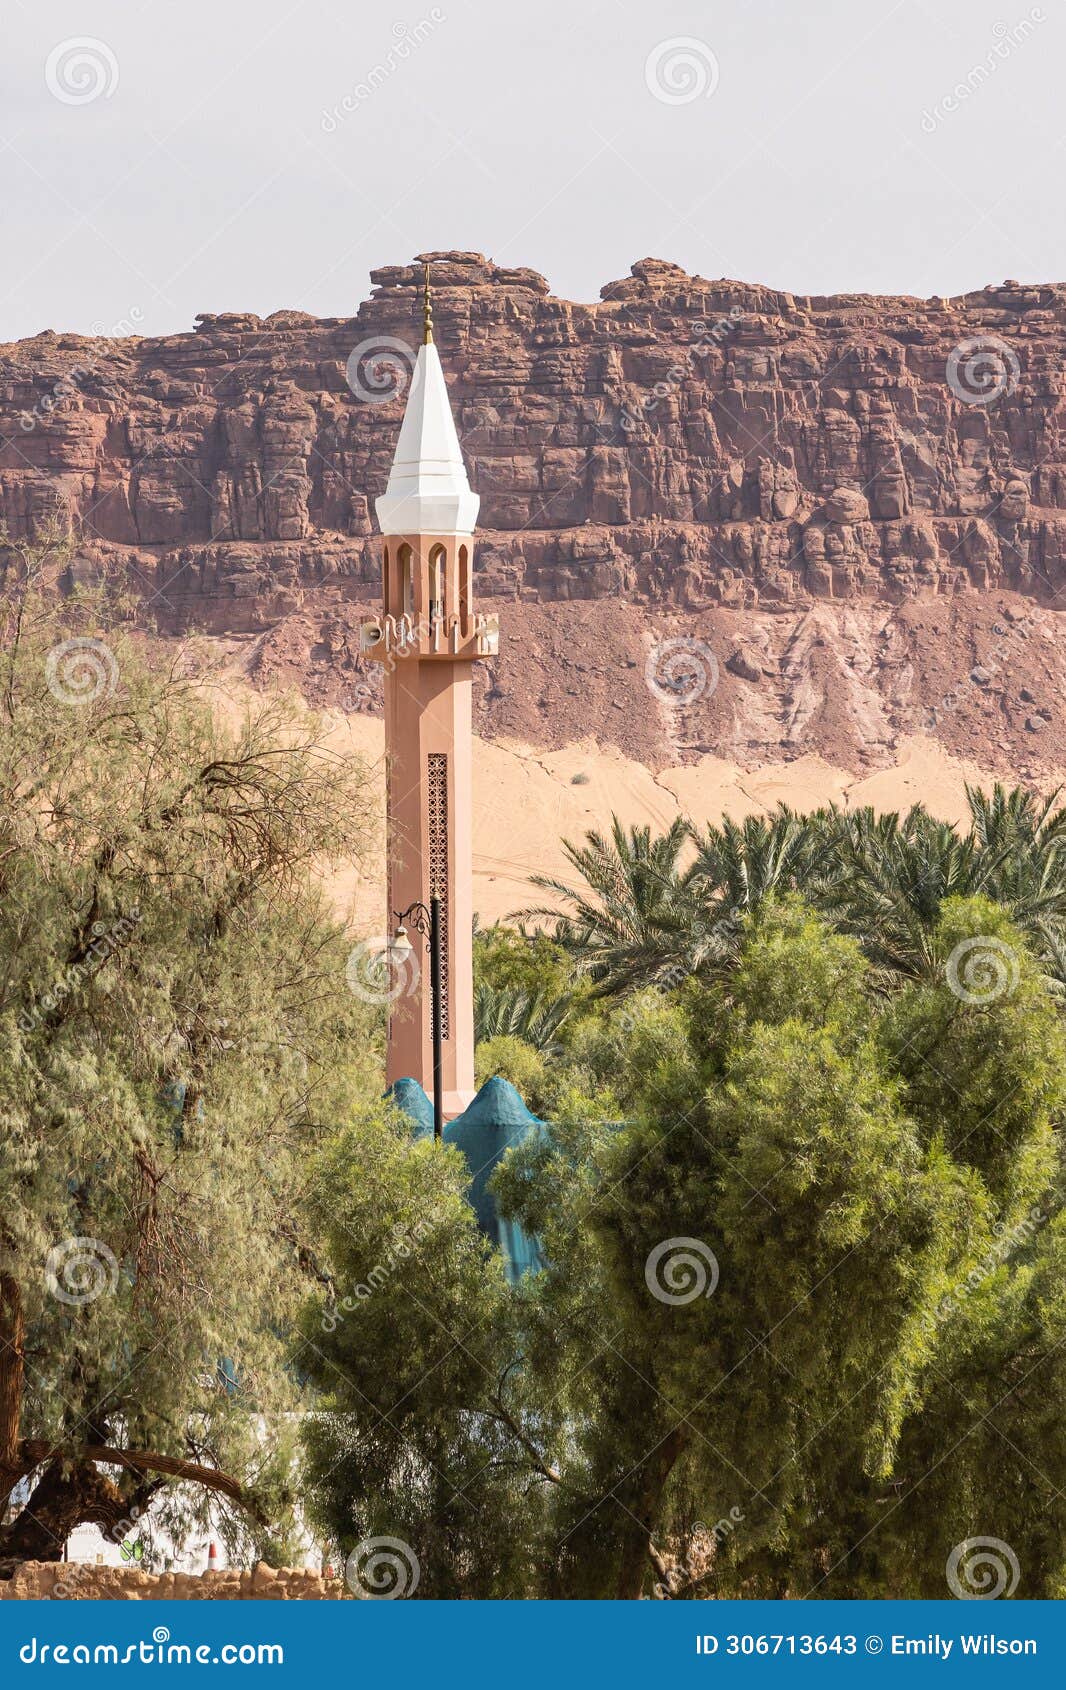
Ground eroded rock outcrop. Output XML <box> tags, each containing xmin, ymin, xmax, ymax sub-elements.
<box><xmin>5</xmin><ymin>253</ymin><xmax>1066</xmax><ymax>621</ymax></box>
<box><xmin>4</xmin><ymin>254</ymin><xmax>1066</xmax><ymax>775</ymax></box>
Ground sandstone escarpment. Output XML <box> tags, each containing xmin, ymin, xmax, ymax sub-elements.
<box><xmin>3</xmin><ymin>252</ymin><xmax>1066</xmax><ymax>774</ymax></box>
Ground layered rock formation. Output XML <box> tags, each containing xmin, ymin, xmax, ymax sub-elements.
<box><xmin>3</xmin><ymin>253</ymin><xmax>1065</xmax><ymax>775</ymax></box>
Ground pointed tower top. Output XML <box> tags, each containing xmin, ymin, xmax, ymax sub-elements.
<box><xmin>374</xmin><ymin>284</ymin><xmax>479</xmax><ymax>535</ymax></box>
<box><xmin>422</xmin><ymin>262</ymin><xmax>434</xmax><ymax>345</ymax></box>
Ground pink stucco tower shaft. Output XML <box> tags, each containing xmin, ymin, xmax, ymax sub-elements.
<box><xmin>362</xmin><ymin>276</ymin><xmax>499</xmax><ymax>1118</ymax></box>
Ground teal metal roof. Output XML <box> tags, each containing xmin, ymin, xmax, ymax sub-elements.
<box><xmin>386</xmin><ymin>1076</ymin><xmax>435</xmax><ymax>1140</ymax></box>
<box><xmin>444</xmin><ymin>1078</ymin><xmax>546</xmax><ymax>1284</ymax></box>
<box><xmin>388</xmin><ymin>1075</ymin><xmax>545</xmax><ymax>1283</ymax></box>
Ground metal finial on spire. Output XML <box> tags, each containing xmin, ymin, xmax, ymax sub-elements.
<box><xmin>422</xmin><ymin>262</ymin><xmax>433</xmax><ymax>345</ymax></box>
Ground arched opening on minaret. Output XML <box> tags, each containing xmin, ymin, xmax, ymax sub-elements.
<box><xmin>428</xmin><ymin>543</ymin><xmax>446</xmax><ymax>626</ymax></box>
<box><xmin>458</xmin><ymin>545</ymin><xmax>470</xmax><ymax>628</ymax></box>
<box><xmin>397</xmin><ymin>543</ymin><xmax>414</xmax><ymax>618</ymax></box>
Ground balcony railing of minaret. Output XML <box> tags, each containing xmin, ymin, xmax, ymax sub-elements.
<box><xmin>358</xmin><ymin>609</ymin><xmax>500</xmax><ymax>660</ymax></box>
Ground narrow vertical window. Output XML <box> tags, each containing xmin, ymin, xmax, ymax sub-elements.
<box><xmin>429</xmin><ymin>543</ymin><xmax>446</xmax><ymax>625</ymax></box>
<box><xmin>398</xmin><ymin>543</ymin><xmax>414</xmax><ymax>618</ymax></box>
<box><xmin>458</xmin><ymin>545</ymin><xmax>470</xmax><ymax>627</ymax></box>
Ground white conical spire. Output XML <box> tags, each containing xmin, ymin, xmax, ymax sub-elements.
<box><xmin>375</xmin><ymin>339</ymin><xmax>480</xmax><ymax>536</ymax></box>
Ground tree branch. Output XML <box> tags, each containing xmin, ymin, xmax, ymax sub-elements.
<box><xmin>485</xmin><ymin>1395</ymin><xmax>563</xmax><ymax>1487</ymax></box>
<box><xmin>17</xmin><ymin>1441</ymin><xmax>267</xmax><ymax>1525</ymax></box>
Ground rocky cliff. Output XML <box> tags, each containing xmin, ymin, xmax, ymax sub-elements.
<box><xmin>3</xmin><ymin>252</ymin><xmax>1066</xmax><ymax>776</ymax></box>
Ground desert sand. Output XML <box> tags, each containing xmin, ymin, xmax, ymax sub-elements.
<box><xmin>317</xmin><ymin>711</ymin><xmax>1015</xmax><ymax>933</ymax></box>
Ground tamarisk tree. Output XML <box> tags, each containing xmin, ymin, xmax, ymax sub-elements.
<box><xmin>0</xmin><ymin>551</ymin><xmax>377</xmax><ymax>1570</ymax></box>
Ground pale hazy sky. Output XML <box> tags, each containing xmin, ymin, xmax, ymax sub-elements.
<box><xmin>2</xmin><ymin>0</ymin><xmax>1063</xmax><ymax>341</ymax></box>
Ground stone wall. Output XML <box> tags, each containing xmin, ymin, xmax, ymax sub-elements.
<box><xmin>0</xmin><ymin>1562</ymin><xmax>343</xmax><ymax>1600</ymax></box>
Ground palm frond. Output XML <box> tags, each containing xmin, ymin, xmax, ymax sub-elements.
<box><xmin>474</xmin><ymin>984</ymin><xmax>573</xmax><ymax>1051</ymax></box>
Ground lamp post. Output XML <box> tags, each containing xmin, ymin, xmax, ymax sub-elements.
<box><xmin>391</xmin><ymin>897</ymin><xmax>444</xmax><ymax>1141</ymax></box>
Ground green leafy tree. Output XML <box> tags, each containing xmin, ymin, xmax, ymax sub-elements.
<box><xmin>304</xmin><ymin>898</ymin><xmax>1066</xmax><ymax>1598</ymax></box>
<box><xmin>473</xmin><ymin>922</ymin><xmax>575</xmax><ymax>1002</ymax></box>
<box><xmin>300</xmin><ymin>1108</ymin><xmax>559</xmax><ymax>1597</ymax></box>
<box><xmin>472</xmin><ymin>926</ymin><xmax>584</xmax><ymax>1113</ymax></box>
<box><xmin>0</xmin><ymin>554</ymin><xmax>377</xmax><ymax>1569</ymax></box>
<box><xmin>474</xmin><ymin>1035</ymin><xmax>550</xmax><ymax>1114</ymax></box>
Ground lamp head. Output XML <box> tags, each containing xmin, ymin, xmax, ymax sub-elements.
<box><xmin>391</xmin><ymin>923</ymin><xmax>414</xmax><ymax>965</ymax></box>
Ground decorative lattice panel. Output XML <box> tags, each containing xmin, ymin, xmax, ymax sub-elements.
<box><xmin>427</xmin><ymin>752</ymin><xmax>450</xmax><ymax>1039</ymax></box>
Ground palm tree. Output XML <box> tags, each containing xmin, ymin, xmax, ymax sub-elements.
<box><xmin>826</xmin><ymin>806</ymin><xmax>993</xmax><ymax>979</ymax></box>
<box><xmin>828</xmin><ymin>786</ymin><xmax>1066</xmax><ymax>982</ymax></box>
<box><xmin>524</xmin><ymin>816</ymin><xmax>693</xmax><ymax>995</ymax></box>
<box><xmin>687</xmin><ymin>808</ymin><xmax>836</xmax><ymax>962</ymax></box>
<box><xmin>525</xmin><ymin>809</ymin><xmax>837</xmax><ymax>994</ymax></box>
<box><xmin>523</xmin><ymin>786</ymin><xmax>1066</xmax><ymax>1003</ymax></box>
<box><xmin>965</xmin><ymin>783</ymin><xmax>1066</xmax><ymax>922</ymax></box>
<box><xmin>966</xmin><ymin>781</ymin><xmax>1065</xmax><ymax>854</ymax></box>
<box><xmin>474</xmin><ymin>984</ymin><xmax>573</xmax><ymax>1052</ymax></box>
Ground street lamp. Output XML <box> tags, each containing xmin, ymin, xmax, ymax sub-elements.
<box><xmin>392</xmin><ymin>896</ymin><xmax>444</xmax><ymax>1141</ymax></box>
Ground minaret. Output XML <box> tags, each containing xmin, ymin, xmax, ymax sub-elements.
<box><xmin>362</xmin><ymin>265</ymin><xmax>498</xmax><ymax>1117</ymax></box>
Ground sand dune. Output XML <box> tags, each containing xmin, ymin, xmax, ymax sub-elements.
<box><xmin>316</xmin><ymin>712</ymin><xmax>1016</xmax><ymax>932</ymax></box>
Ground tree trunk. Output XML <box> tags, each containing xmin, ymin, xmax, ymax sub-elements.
<box><xmin>0</xmin><ymin>1460</ymin><xmax>137</xmax><ymax>1569</ymax></box>
<box><xmin>614</xmin><ymin>1428</ymin><xmax>687</xmax><ymax>1600</ymax></box>
<box><xmin>0</xmin><ymin>1430</ymin><xmax>260</xmax><ymax>1575</ymax></box>
<box><xmin>0</xmin><ymin>1438</ymin><xmax>264</xmax><ymax>1575</ymax></box>
<box><xmin>0</xmin><ymin>1274</ymin><xmax>24</xmax><ymax>1493</ymax></box>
